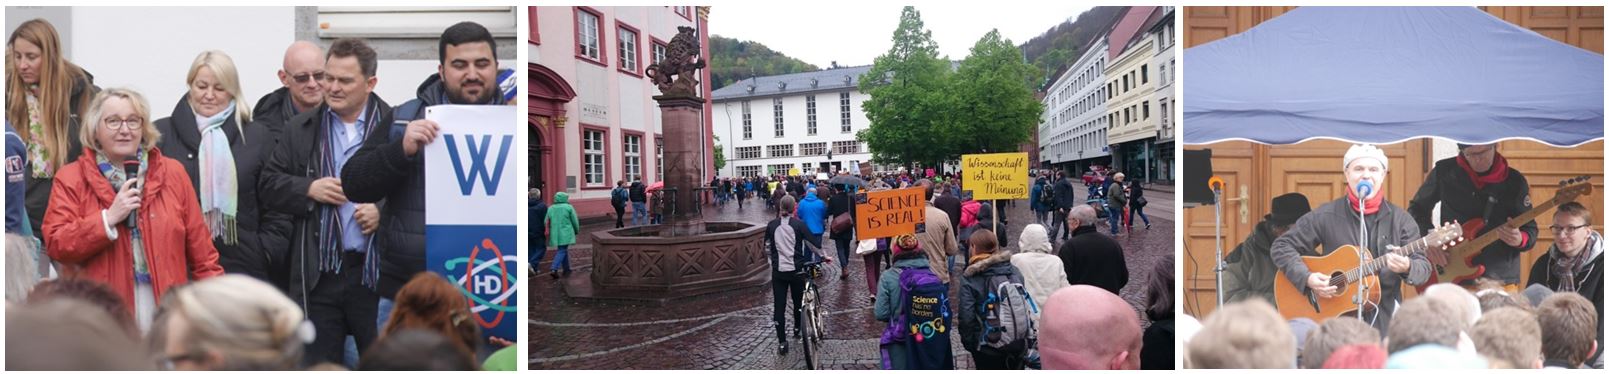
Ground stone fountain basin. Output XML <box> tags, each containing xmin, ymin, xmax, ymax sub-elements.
<box><xmin>563</xmin><ymin>221</ymin><xmax>770</xmax><ymax>301</ymax></box>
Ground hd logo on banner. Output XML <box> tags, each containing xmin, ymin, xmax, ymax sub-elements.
<box><xmin>423</xmin><ymin>105</ymin><xmax>518</xmax><ymax>341</ymax></box>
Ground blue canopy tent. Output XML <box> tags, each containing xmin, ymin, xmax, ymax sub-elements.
<box><xmin>1183</xmin><ymin>7</ymin><xmax>1603</xmax><ymax>146</ymax></box>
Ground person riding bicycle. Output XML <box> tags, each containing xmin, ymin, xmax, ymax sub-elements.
<box><xmin>767</xmin><ymin>195</ymin><xmax>834</xmax><ymax>356</ymax></box>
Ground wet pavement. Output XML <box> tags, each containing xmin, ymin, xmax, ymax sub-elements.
<box><xmin>530</xmin><ymin>182</ymin><xmax>1176</xmax><ymax>369</ymax></box>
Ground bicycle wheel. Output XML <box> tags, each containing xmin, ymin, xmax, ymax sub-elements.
<box><xmin>801</xmin><ymin>285</ymin><xmax>821</xmax><ymax>370</ymax></box>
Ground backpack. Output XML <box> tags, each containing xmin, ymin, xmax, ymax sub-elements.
<box><xmin>976</xmin><ymin>273</ymin><xmax>1039</xmax><ymax>358</ymax></box>
<box><xmin>610</xmin><ymin>188</ymin><xmax>626</xmax><ymax>206</ymax></box>
<box><xmin>1037</xmin><ymin>181</ymin><xmax>1056</xmax><ymax>207</ymax></box>
<box><xmin>881</xmin><ymin>267</ymin><xmax>954</xmax><ymax>369</ymax></box>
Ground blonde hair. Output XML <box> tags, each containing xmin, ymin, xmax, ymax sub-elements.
<box><xmin>6</xmin><ymin>19</ymin><xmax>94</xmax><ymax>171</ymax></box>
<box><xmin>185</xmin><ymin>50</ymin><xmax>252</xmax><ymax>125</ymax></box>
<box><xmin>80</xmin><ymin>88</ymin><xmax>161</xmax><ymax>154</ymax></box>
<box><xmin>159</xmin><ymin>274</ymin><xmax>304</xmax><ymax>370</ymax></box>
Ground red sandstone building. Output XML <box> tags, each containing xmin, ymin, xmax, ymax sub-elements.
<box><xmin>529</xmin><ymin>6</ymin><xmax>714</xmax><ymax>221</ymax></box>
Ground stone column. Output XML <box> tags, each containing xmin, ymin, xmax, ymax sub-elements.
<box><xmin>656</xmin><ymin>95</ymin><xmax>706</xmax><ymax>237</ymax></box>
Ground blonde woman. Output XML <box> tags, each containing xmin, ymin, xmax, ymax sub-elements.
<box><xmin>42</xmin><ymin>87</ymin><xmax>224</xmax><ymax>332</ymax></box>
<box><xmin>155</xmin><ymin>50</ymin><xmax>279</xmax><ymax>282</ymax></box>
<box><xmin>153</xmin><ymin>274</ymin><xmax>306</xmax><ymax>370</ymax></box>
<box><xmin>6</xmin><ymin>19</ymin><xmax>98</xmax><ymax>240</ymax></box>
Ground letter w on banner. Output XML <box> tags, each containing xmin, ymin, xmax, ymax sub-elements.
<box><xmin>424</xmin><ymin>105</ymin><xmax>518</xmax><ymax>341</ymax></box>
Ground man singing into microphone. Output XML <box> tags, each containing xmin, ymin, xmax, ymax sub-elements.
<box><xmin>1269</xmin><ymin>144</ymin><xmax>1431</xmax><ymax>333</ymax></box>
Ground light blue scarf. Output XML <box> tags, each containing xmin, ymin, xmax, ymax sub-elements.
<box><xmin>197</xmin><ymin>102</ymin><xmax>238</xmax><ymax>245</ymax></box>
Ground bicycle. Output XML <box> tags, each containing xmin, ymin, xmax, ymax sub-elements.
<box><xmin>798</xmin><ymin>259</ymin><xmax>828</xmax><ymax>370</ymax></box>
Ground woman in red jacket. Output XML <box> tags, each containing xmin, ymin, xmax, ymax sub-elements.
<box><xmin>42</xmin><ymin>87</ymin><xmax>223</xmax><ymax>333</ymax></box>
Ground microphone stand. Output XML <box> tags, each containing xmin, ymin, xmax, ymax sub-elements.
<box><xmin>1355</xmin><ymin>185</ymin><xmax>1370</xmax><ymax>320</ymax></box>
<box><xmin>1212</xmin><ymin>183</ymin><xmax>1225</xmax><ymax>308</ymax></box>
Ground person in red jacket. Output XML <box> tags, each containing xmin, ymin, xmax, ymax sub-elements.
<box><xmin>42</xmin><ymin>87</ymin><xmax>224</xmax><ymax>333</ymax></box>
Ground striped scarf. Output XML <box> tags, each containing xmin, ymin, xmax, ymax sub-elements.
<box><xmin>97</xmin><ymin>150</ymin><xmax>150</xmax><ymax>278</ymax></box>
<box><xmin>316</xmin><ymin>100</ymin><xmax>381</xmax><ymax>288</ymax></box>
<box><xmin>197</xmin><ymin>102</ymin><xmax>239</xmax><ymax>245</ymax></box>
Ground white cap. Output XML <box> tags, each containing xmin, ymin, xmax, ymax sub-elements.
<box><xmin>1343</xmin><ymin>144</ymin><xmax>1389</xmax><ymax>171</ymax></box>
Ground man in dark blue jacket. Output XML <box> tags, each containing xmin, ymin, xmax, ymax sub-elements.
<box><xmin>530</xmin><ymin>188</ymin><xmax>549</xmax><ymax>277</ymax></box>
<box><xmin>6</xmin><ymin>123</ymin><xmax>25</xmax><ymax>235</ymax></box>
<box><xmin>1049</xmin><ymin>170</ymin><xmax>1078</xmax><ymax>242</ymax></box>
<box><xmin>340</xmin><ymin>22</ymin><xmax>508</xmax><ymax>331</ymax></box>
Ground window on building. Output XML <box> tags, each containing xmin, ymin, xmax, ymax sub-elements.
<box><xmin>623</xmin><ymin>135</ymin><xmax>642</xmax><ymax>181</ymax></box>
<box><xmin>1141</xmin><ymin>64</ymin><xmax>1148</xmax><ymax>84</ymax></box>
<box><xmin>741</xmin><ymin>101</ymin><xmax>752</xmax><ymax>139</ymax></box>
<box><xmin>832</xmin><ymin>140</ymin><xmax>860</xmax><ymax>155</ymax></box>
<box><xmin>1143</xmin><ymin>101</ymin><xmax>1150</xmax><ymax>119</ymax></box>
<box><xmin>801</xmin><ymin>142</ymin><xmax>826</xmax><ymax>156</ymax></box>
<box><xmin>583</xmin><ymin>129</ymin><xmax>605</xmax><ymax>187</ymax></box>
<box><xmin>617</xmin><ymin>25</ymin><xmax>639</xmax><ymax>74</ymax></box>
<box><xmin>674</xmin><ymin>6</ymin><xmax>692</xmax><ymax>20</ymax></box>
<box><xmin>768</xmin><ymin>164</ymin><xmax>791</xmax><ymax>176</ymax></box>
<box><xmin>1123</xmin><ymin>75</ymin><xmax>1129</xmax><ymax>92</ymax></box>
<box><xmin>737</xmin><ymin>165</ymin><xmax>762</xmax><ymax>177</ymax></box>
<box><xmin>839</xmin><ymin>92</ymin><xmax>852</xmax><ymax>133</ymax></box>
<box><xmin>806</xmin><ymin>95</ymin><xmax>817</xmax><ymax>136</ymax></box>
<box><xmin>652</xmin><ymin>41</ymin><xmax>667</xmax><ymax>66</ymax></box>
<box><xmin>736</xmin><ymin>146</ymin><xmax>761</xmax><ymax>159</ymax></box>
<box><xmin>773</xmin><ymin>98</ymin><xmax>785</xmax><ymax>137</ymax></box>
<box><xmin>576</xmin><ymin>8</ymin><xmax>602</xmax><ymax>62</ymax></box>
<box><xmin>656</xmin><ymin>136</ymin><xmax>664</xmax><ymax>180</ymax></box>
<box><xmin>768</xmin><ymin>144</ymin><xmax>793</xmax><ymax>158</ymax></box>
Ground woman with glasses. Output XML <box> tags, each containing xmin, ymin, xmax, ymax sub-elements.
<box><xmin>151</xmin><ymin>274</ymin><xmax>305</xmax><ymax>370</ymax></box>
<box><xmin>7</xmin><ymin>19</ymin><xmax>99</xmax><ymax>242</ymax></box>
<box><xmin>1526</xmin><ymin>201</ymin><xmax>1603</xmax><ymax>366</ymax></box>
<box><xmin>41</xmin><ymin>87</ymin><xmax>225</xmax><ymax>333</ymax></box>
<box><xmin>154</xmin><ymin>50</ymin><xmax>278</xmax><ymax>283</ymax></box>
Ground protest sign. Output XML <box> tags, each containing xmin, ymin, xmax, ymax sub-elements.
<box><xmin>962</xmin><ymin>152</ymin><xmax>1029</xmax><ymax>200</ymax></box>
<box><xmin>424</xmin><ymin>105</ymin><xmax>518</xmax><ymax>341</ymax></box>
<box><xmin>853</xmin><ymin>187</ymin><xmax>926</xmax><ymax>239</ymax></box>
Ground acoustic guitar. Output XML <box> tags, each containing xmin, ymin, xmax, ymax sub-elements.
<box><xmin>1273</xmin><ymin>222</ymin><xmax>1463</xmax><ymax>321</ymax></box>
<box><xmin>1418</xmin><ymin>176</ymin><xmax>1593</xmax><ymax>292</ymax></box>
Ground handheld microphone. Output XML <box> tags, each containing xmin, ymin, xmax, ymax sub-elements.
<box><xmin>124</xmin><ymin>160</ymin><xmax>140</xmax><ymax>228</ymax></box>
<box><xmin>1356</xmin><ymin>180</ymin><xmax>1374</xmax><ymax>198</ymax></box>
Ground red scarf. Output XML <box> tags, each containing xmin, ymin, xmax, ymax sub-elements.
<box><xmin>1456</xmin><ymin>152</ymin><xmax>1510</xmax><ymax>190</ymax></box>
<box><xmin>1347</xmin><ymin>188</ymin><xmax>1385</xmax><ymax>215</ymax></box>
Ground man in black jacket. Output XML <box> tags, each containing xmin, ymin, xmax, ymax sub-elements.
<box><xmin>1223</xmin><ymin>193</ymin><xmax>1310</xmax><ymax>305</ymax></box>
<box><xmin>629</xmin><ymin>176</ymin><xmax>647</xmax><ymax>226</ymax></box>
<box><xmin>1049</xmin><ymin>170</ymin><xmax>1077</xmax><ymax>242</ymax></box>
<box><xmin>1059</xmin><ymin>205</ymin><xmax>1128</xmax><ymax>295</ymax></box>
<box><xmin>340</xmin><ymin>22</ymin><xmax>508</xmax><ymax>332</ymax></box>
<box><xmin>1408</xmin><ymin>143</ymin><xmax>1538</xmax><ymax>290</ymax></box>
<box><xmin>1270</xmin><ymin>144</ymin><xmax>1431</xmax><ymax>333</ymax></box>
<box><xmin>254</xmin><ymin>41</ymin><xmax>326</xmax><ymax>128</ymax></box>
<box><xmin>259</xmin><ymin>38</ymin><xmax>388</xmax><ymax>365</ymax></box>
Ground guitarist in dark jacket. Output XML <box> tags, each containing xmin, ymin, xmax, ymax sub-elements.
<box><xmin>1270</xmin><ymin>144</ymin><xmax>1431</xmax><ymax>333</ymax></box>
<box><xmin>1408</xmin><ymin>143</ymin><xmax>1537</xmax><ymax>290</ymax></box>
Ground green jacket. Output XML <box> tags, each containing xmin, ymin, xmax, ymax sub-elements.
<box><xmin>546</xmin><ymin>192</ymin><xmax>580</xmax><ymax>246</ymax></box>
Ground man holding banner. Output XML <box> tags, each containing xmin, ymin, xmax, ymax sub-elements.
<box><xmin>340</xmin><ymin>22</ymin><xmax>513</xmax><ymax>341</ymax></box>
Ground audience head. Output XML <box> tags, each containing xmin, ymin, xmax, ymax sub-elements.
<box><xmin>1145</xmin><ymin>256</ymin><xmax>1174</xmax><ymax>322</ymax></box>
<box><xmin>1041</xmin><ymin>285</ymin><xmax>1141</xmax><ymax>370</ymax></box>
<box><xmin>359</xmin><ymin>329</ymin><xmax>479</xmax><ymax>371</ymax></box>
<box><xmin>1068</xmin><ymin>205</ymin><xmax>1098</xmax><ymax>228</ymax></box>
<box><xmin>6</xmin><ymin>299</ymin><xmax>149</xmax><ymax>370</ymax></box>
<box><xmin>154</xmin><ymin>274</ymin><xmax>306</xmax><ymax>370</ymax></box>
<box><xmin>382</xmin><ymin>272</ymin><xmax>479</xmax><ymax>358</ymax></box>
<box><xmin>1469</xmin><ymin>307</ymin><xmax>1542</xmax><ymax>369</ymax></box>
<box><xmin>1537</xmin><ymin>292</ymin><xmax>1598</xmax><ymax>367</ymax></box>
<box><xmin>1300</xmin><ymin>316</ymin><xmax>1380</xmax><ymax>369</ymax></box>
<box><xmin>969</xmin><ymin>229</ymin><xmax>998</xmax><ymax>256</ymax></box>
<box><xmin>26</xmin><ymin>278</ymin><xmax>136</xmax><ymax>335</ymax></box>
<box><xmin>1186</xmin><ymin>299</ymin><xmax>1294</xmax><ymax>369</ymax></box>
<box><xmin>1386</xmin><ymin>296</ymin><xmax>1463</xmax><ymax>354</ymax></box>
<box><xmin>278</xmin><ymin>41</ymin><xmax>326</xmax><ymax>110</ymax></box>
<box><xmin>1322</xmin><ymin>344</ymin><xmax>1387</xmax><ymax>369</ymax></box>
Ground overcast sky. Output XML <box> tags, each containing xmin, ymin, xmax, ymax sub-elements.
<box><xmin>708</xmin><ymin>4</ymin><xmax>1094</xmax><ymax>68</ymax></box>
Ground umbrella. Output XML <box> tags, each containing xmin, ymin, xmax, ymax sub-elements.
<box><xmin>645</xmin><ymin>181</ymin><xmax>664</xmax><ymax>193</ymax></box>
<box><xmin>1183</xmin><ymin>7</ymin><xmax>1603</xmax><ymax>146</ymax></box>
<box><xmin>829</xmin><ymin>174</ymin><xmax>864</xmax><ymax>188</ymax></box>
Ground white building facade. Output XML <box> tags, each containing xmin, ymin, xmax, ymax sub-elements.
<box><xmin>1039</xmin><ymin>37</ymin><xmax>1110</xmax><ymax>173</ymax></box>
<box><xmin>1150</xmin><ymin>7</ymin><xmax>1177</xmax><ymax>182</ymax></box>
<box><xmin>712</xmin><ymin>66</ymin><xmax>875</xmax><ymax>179</ymax></box>
<box><xmin>1104</xmin><ymin>6</ymin><xmax>1167</xmax><ymax>184</ymax></box>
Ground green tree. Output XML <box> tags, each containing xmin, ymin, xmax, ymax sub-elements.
<box><xmin>946</xmin><ymin>29</ymin><xmax>1044</xmax><ymax>155</ymax></box>
<box><xmin>712</xmin><ymin>135</ymin><xmax>726</xmax><ymax>172</ymax></box>
<box><xmin>857</xmin><ymin>6</ymin><xmax>954</xmax><ymax>168</ymax></box>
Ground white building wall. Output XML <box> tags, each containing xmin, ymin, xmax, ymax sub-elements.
<box><xmin>714</xmin><ymin>87</ymin><xmax>872</xmax><ymax>178</ymax></box>
<box><xmin>1040</xmin><ymin>38</ymin><xmax>1110</xmax><ymax>166</ymax></box>
<box><xmin>1152</xmin><ymin>10</ymin><xmax>1176</xmax><ymax>144</ymax></box>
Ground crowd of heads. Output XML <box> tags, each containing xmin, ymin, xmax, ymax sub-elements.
<box><xmin>1184</xmin><ymin>284</ymin><xmax>1600</xmax><ymax>369</ymax></box>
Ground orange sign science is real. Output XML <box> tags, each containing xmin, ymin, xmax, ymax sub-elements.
<box><xmin>854</xmin><ymin>187</ymin><xmax>927</xmax><ymax>239</ymax></box>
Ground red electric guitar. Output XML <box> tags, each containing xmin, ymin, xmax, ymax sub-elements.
<box><xmin>1419</xmin><ymin>176</ymin><xmax>1593</xmax><ymax>292</ymax></box>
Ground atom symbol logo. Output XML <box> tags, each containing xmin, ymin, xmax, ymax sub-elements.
<box><xmin>444</xmin><ymin>238</ymin><xmax>518</xmax><ymax>329</ymax></box>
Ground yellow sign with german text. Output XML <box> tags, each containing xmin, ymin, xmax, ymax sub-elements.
<box><xmin>962</xmin><ymin>152</ymin><xmax>1029</xmax><ymax>200</ymax></box>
